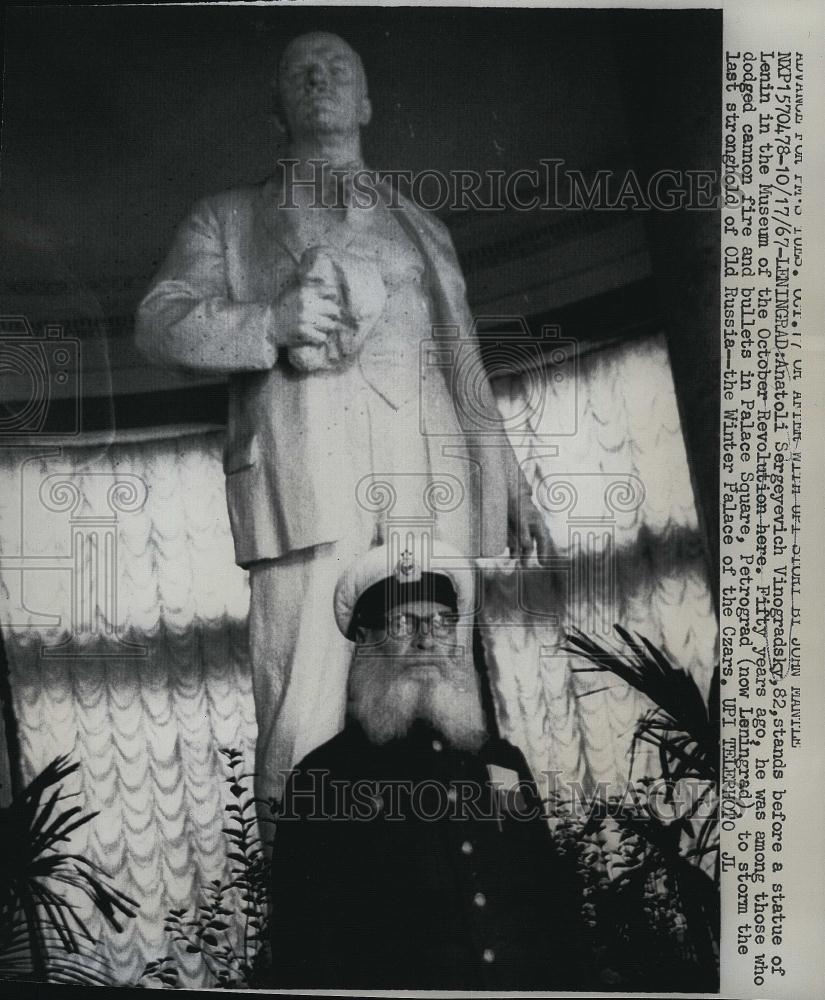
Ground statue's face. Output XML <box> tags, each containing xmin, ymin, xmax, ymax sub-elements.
<box><xmin>278</xmin><ymin>32</ymin><xmax>371</xmax><ymax>139</ymax></box>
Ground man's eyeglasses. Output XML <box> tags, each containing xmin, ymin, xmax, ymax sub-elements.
<box><xmin>384</xmin><ymin>610</ymin><xmax>458</xmax><ymax>639</ymax></box>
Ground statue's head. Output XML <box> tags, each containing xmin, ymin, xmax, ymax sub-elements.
<box><xmin>274</xmin><ymin>32</ymin><xmax>372</xmax><ymax>141</ymax></box>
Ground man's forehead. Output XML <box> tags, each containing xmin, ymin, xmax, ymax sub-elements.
<box><xmin>280</xmin><ymin>32</ymin><xmax>360</xmax><ymax>68</ymax></box>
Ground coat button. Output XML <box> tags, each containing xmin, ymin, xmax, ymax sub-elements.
<box><xmin>431</xmin><ymin>739</ymin><xmax>443</xmax><ymax>752</ymax></box>
<box><xmin>482</xmin><ymin>948</ymin><xmax>495</xmax><ymax>963</ymax></box>
<box><xmin>461</xmin><ymin>840</ymin><xmax>473</xmax><ymax>855</ymax></box>
<box><xmin>473</xmin><ymin>892</ymin><xmax>486</xmax><ymax>908</ymax></box>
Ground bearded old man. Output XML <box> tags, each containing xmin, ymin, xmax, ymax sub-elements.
<box><xmin>267</xmin><ymin>542</ymin><xmax>583</xmax><ymax>990</ymax></box>
<box><xmin>135</xmin><ymin>32</ymin><xmax>545</xmax><ymax>806</ymax></box>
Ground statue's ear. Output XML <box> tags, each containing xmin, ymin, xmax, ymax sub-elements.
<box><xmin>359</xmin><ymin>96</ymin><xmax>372</xmax><ymax>128</ymax></box>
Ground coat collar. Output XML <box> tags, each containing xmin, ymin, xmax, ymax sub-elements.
<box><xmin>340</xmin><ymin>717</ymin><xmax>512</xmax><ymax>764</ymax></box>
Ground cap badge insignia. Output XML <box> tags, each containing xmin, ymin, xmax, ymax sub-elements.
<box><xmin>396</xmin><ymin>549</ymin><xmax>416</xmax><ymax>579</ymax></box>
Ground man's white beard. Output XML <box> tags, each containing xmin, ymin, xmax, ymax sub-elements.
<box><xmin>347</xmin><ymin>650</ymin><xmax>487</xmax><ymax>752</ymax></box>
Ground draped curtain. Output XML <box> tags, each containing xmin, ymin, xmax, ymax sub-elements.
<box><xmin>0</xmin><ymin>331</ymin><xmax>716</xmax><ymax>985</ymax></box>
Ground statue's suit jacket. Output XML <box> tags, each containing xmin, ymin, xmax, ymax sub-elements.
<box><xmin>136</xmin><ymin>175</ymin><xmax>514</xmax><ymax>567</ymax></box>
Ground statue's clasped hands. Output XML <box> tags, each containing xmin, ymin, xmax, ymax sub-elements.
<box><xmin>281</xmin><ymin>247</ymin><xmax>386</xmax><ymax>372</ymax></box>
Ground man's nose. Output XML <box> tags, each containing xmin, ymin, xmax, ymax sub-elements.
<box><xmin>412</xmin><ymin>625</ymin><xmax>437</xmax><ymax>651</ymax></box>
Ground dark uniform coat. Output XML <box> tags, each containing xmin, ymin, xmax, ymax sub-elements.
<box><xmin>268</xmin><ymin>720</ymin><xmax>585</xmax><ymax>991</ymax></box>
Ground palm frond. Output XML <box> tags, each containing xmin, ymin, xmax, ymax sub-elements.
<box><xmin>0</xmin><ymin>754</ymin><xmax>138</xmax><ymax>982</ymax></box>
<box><xmin>565</xmin><ymin>625</ymin><xmax>718</xmax><ymax>778</ymax></box>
